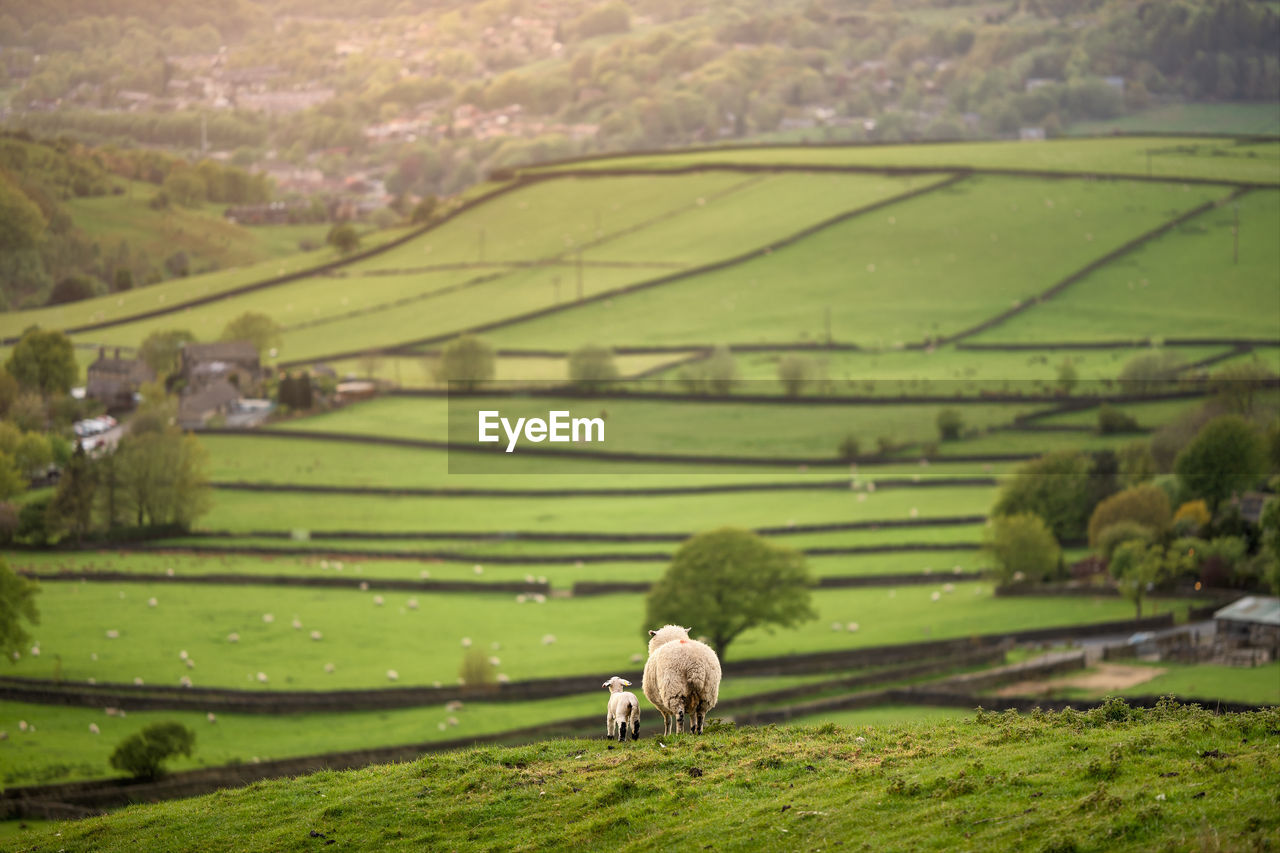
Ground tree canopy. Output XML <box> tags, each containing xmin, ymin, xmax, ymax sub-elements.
<box><xmin>4</xmin><ymin>327</ymin><xmax>76</xmax><ymax>396</ymax></box>
<box><xmin>645</xmin><ymin>527</ymin><xmax>816</xmax><ymax>659</ymax></box>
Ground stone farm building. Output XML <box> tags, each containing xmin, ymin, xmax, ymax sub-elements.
<box><xmin>176</xmin><ymin>341</ymin><xmax>263</xmax><ymax>428</ymax></box>
<box><xmin>86</xmin><ymin>347</ymin><xmax>155</xmax><ymax>409</ymax></box>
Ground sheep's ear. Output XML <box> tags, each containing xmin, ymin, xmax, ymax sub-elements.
<box><xmin>648</xmin><ymin>630</ymin><xmax>657</xmax><ymax>637</ymax></box>
<box><xmin>621</xmin><ymin>679</ymin><xmax>632</xmax><ymax>686</ymax></box>
<box><xmin>601</xmin><ymin>681</ymin><xmax>610</xmax><ymax>688</ymax></box>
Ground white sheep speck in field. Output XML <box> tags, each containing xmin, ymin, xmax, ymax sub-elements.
<box><xmin>89</xmin><ymin>723</ymin><xmax>99</xmax><ymax>734</ymax></box>
<box><xmin>473</xmin><ymin>565</ymin><xmax>484</xmax><ymax>575</ymax></box>
<box><xmin>166</xmin><ymin>568</ymin><xmax>175</xmax><ymax>577</ymax></box>
<box><xmin>630</xmin><ymin>653</ymin><xmax>643</xmax><ymax>663</ymax></box>
<box><xmin>147</xmin><ymin>597</ymin><xmax>158</xmax><ymax>607</ymax></box>
<box><xmin>542</xmin><ymin>634</ymin><xmax>556</xmax><ymax>645</ymax></box>
<box><xmin>461</xmin><ymin>637</ymin><xmax>472</xmax><ymax>648</ymax></box>
<box><xmin>437</xmin><ymin>722</ymin><xmax>447</xmax><ymax>731</ymax></box>
<box><xmin>30</xmin><ymin>646</ymin><xmax>39</xmax><ymax>657</ymax></box>
<box><xmin>516</xmin><ymin>594</ymin><xmax>527</xmax><ymax>603</ymax></box>
<box><xmin>909</xmin><ymin>508</ymin><xmax>919</xmax><ymax>518</ymax></box>
<box><xmin>179</xmin><ymin>676</ymin><xmax>192</xmax><ymax>687</ymax></box>
<box><xmin>207</xmin><ymin>713</ymin><xmax>217</xmax><ymax>724</ymax></box>
<box><xmin>847</xmin><ymin>622</ymin><xmax>859</xmax><ymax>632</ymax></box>
<box><xmin>262</xmin><ymin>613</ymin><xmax>274</xmax><ymax>624</ymax></box>
<box><xmin>227</xmin><ymin>632</ymin><xmax>240</xmax><ymax>643</ymax></box>
<box><xmin>106</xmin><ymin>630</ymin><xmax>119</xmax><ymax>639</ymax></box>
<box><xmin>944</xmin><ymin>583</ymin><xmax>955</xmax><ymax>593</ymax></box>
<box><xmin>931</xmin><ymin>591</ymin><xmax>941</xmax><ymax>602</ymax></box>
<box><xmin>359</xmin><ymin>582</ymin><xmax>369</xmax><ymax>591</ymax></box>
<box><xmin>387</xmin><ymin>670</ymin><xmax>399</xmax><ymax>681</ymax></box>
<box><xmin>831</xmin><ymin>622</ymin><xmax>842</xmax><ymax>632</ymax></box>
<box><xmin>324</xmin><ymin>663</ymin><xmax>335</xmax><ymax>673</ymax></box>
<box><xmin>179</xmin><ymin>650</ymin><xmax>188</xmax><ymax>660</ymax></box>
<box><xmin>292</xmin><ymin>618</ymin><xmax>303</xmax><ymax>629</ymax></box>
<box><xmin>373</xmin><ymin>595</ymin><xmax>384</xmax><ymax>606</ymax></box>
<box><xmin>134</xmin><ymin>677</ymin><xmax>144</xmax><ymax>685</ymax></box>
<box><xmin>497</xmin><ymin>673</ymin><xmax>510</xmax><ymax>683</ymax></box>
<box><xmin>488</xmin><ymin>656</ymin><xmax>501</xmax><ymax>667</ymax></box>
<box><xmin>185</xmin><ymin>659</ymin><xmax>195</xmax><ymax>669</ymax></box>
<box><xmin>420</xmin><ymin>570</ymin><xmax>431</xmax><ymax>579</ymax></box>
<box><xmin>407</xmin><ymin>599</ymin><xmax>419</xmax><ymax>610</ymax></box>
<box><xmin>311</xmin><ymin>630</ymin><xmax>323</xmax><ymax>640</ymax></box>
<box><xmin>257</xmin><ymin>672</ymin><xmax>269</xmax><ymax>683</ymax></box>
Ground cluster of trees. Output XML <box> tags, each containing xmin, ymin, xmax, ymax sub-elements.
<box><xmin>0</xmin><ymin>133</ymin><xmax>273</xmax><ymax>309</ymax></box>
<box><xmin>984</xmin><ymin>394</ymin><xmax>1280</xmax><ymax>612</ymax></box>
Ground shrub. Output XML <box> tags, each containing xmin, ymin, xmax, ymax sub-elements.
<box><xmin>1097</xmin><ymin>404</ymin><xmax>1140</xmax><ymax>434</ymax></box>
<box><xmin>1118</xmin><ymin>350</ymin><xmax>1185</xmax><ymax>394</ymax></box>
<box><xmin>981</xmin><ymin>512</ymin><xmax>1061</xmax><ymax>585</ymax></box>
<box><xmin>1087</xmin><ymin>484</ymin><xmax>1171</xmax><ymax>547</ymax></box>
<box><xmin>837</xmin><ymin>434</ymin><xmax>859</xmax><ymax>462</ymax></box>
<box><xmin>1095</xmin><ymin>520</ymin><xmax>1157</xmax><ymax>562</ymax></box>
<box><xmin>1172</xmin><ymin>500</ymin><xmax>1211</xmax><ymax>536</ymax></box>
<box><xmin>46</xmin><ymin>275</ymin><xmax>95</xmax><ymax>306</ymax></box>
<box><xmin>567</xmin><ymin>344</ymin><xmax>618</xmax><ymax>391</ymax></box>
<box><xmin>411</xmin><ymin>195</ymin><xmax>438</xmax><ymax>224</ymax></box>
<box><xmin>777</xmin><ymin>355</ymin><xmax>814</xmax><ymax>397</ymax></box>
<box><xmin>108</xmin><ymin>722</ymin><xmax>195</xmax><ymax>779</ymax></box>
<box><xmin>701</xmin><ymin>346</ymin><xmax>737</xmax><ymax>394</ymax></box>
<box><xmin>459</xmin><ymin>648</ymin><xmax>496</xmax><ymax>690</ymax></box>
<box><xmin>937</xmin><ymin>409</ymin><xmax>963</xmax><ymax>441</ymax></box>
<box><xmin>1056</xmin><ymin>360</ymin><xmax>1078</xmax><ymax>395</ymax></box>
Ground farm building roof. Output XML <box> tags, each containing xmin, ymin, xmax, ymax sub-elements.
<box><xmin>1213</xmin><ymin>596</ymin><xmax>1280</xmax><ymax>627</ymax></box>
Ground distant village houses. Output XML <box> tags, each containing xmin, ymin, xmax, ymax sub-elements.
<box><xmin>176</xmin><ymin>341</ymin><xmax>267</xmax><ymax>428</ymax></box>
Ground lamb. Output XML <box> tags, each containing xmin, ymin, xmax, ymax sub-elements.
<box><xmin>601</xmin><ymin>676</ymin><xmax>640</xmax><ymax>742</ymax></box>
<box><xmin>641</xmin><ymin>625</ymin><xmax>721</xmax><ymax>735</ymax></box>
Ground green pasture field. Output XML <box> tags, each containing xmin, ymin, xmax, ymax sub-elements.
<box><xmin>325</xmin><ymin>351</ymin><xmax>696</xmax><ymax>387</ymax></box>
<box><xmin>74</xmin><ymin>172</ymin><xmax>922</xmax><ymax>361</ymax></box>
<box><xmin>5</xmin><ymin>582</ymin><xmax>1171</xmax><ymax>690</ymax></box>
<box><xmin>1030</xmin><ymin>394</ymin><xmax>1268</xmax><ymax>428</ymax></box>
<box><xmin>7</xmin><ymin>549</ymin><xmax>985</xmax><ymax>588</ymax></box>
<box><xmin>529</xmin><ymin>135</ymin><xmax>1280</xmax><ymax>185</ymax></box>
<box><xmin>483</xmin><ymin>177</ymin><xmax>1229</xmax><ymax>351</ymax></box>
<box><xmin>971</xmin><ymin>189</ymin><xmax>1280</xmax><ymax>343</ymax></box>
<box><xmin>0</xmin><ymin>227</ymin><xmax>411</xmax><ymax>342</ymax></box>
<box><xmin>1067</xmin><ymin>103</ymin><xmax>1280</xmax><ymax>137</ymax></box>
<box><xmin>199</xmin><ymin>433</ymin><xmax>1020</xmax><ymax>487</ymax></box>
<box><xmin>196</xmin><ymin>483</ymin><xmax>997</xmax><ymax>535</ymax></box>
<box><xmin>0</xmin><ymin>667</ymin><xmax>888</xmax><ymax>786</ymax></box>
<box><xmin>275</xmin><ymin>392</ymin><xmax>1045</xmax><ymax>453</ymax></box>
<box><xmin>651</xmin><ymin>344</ymin><xmax>1233</xmax><ymax>387</ymax></box>
<box><xmin>25</xmin><ymin>705</ymin><xmax>1279</xmax><ymax>852</ymax></box>
<box><xmin>1204</xmin><ymin>347</ymin><xmax>1280</xmax><ymax>373</ymax></box>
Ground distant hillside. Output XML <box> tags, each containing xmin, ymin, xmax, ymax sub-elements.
<box><xmin>12</xmin><ymin>702</ymin><xmax>1279</xmax><ymax>851</ymax></box>
<box><xmin>0</xmin><ymin>134</ymin><xmax>327</xmax><ymax>311</ymax></box>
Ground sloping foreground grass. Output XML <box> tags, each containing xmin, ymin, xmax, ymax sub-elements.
<box><xmin>16</xmin><ymin>703</ymin><xmax>1279</xmax><ymax>852</ymax></box>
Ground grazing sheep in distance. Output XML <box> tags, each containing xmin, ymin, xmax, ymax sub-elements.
<box><xmin>601</xmin><ymin>676</ymin><xmax>640</xmax><ymax>742</ymax></box>
<box><xmin>642</xmin><ymin>625</ymin><xmax>721</xmax><ymax>735</ymax></box>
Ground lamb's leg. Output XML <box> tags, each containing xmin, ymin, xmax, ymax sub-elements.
<box><xmin>631</xmin><ymin>716</ymin><xmax>640</xmax><ymax>740</ymax></box>
<box><xmin>605</xmin><ymin>712</ymin><xmax>613</xmax><ymax>740</ymax></box>
<box><xmin>616</xmin><ymin>714</ymin><xmax>626</xmax><ymax>742</ymax></box>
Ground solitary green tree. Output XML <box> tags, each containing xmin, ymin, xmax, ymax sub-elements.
<box><xmin>326</xmin><ymin>223</ymin><xmax>361</xmax><ymax>255</ymax></box>
<box><xmin>568</xmin><ymin>344</ymin><xmax>619</xmax><ymax>391</ymax></box>
<box><xmin>645</xmin><ymin>527</ymin><xmax>816</xmax><ymax>659</ymax></box>
<box><xmin>220</xmin><ymin>312</ymin><xmax>281</xmax><ymax>359</ymax></box>
<box><xmin>1174</xmin><ymin>415</ymin><xmax>1265</xmax><ymax>511</ymax></box>
<box><xmin>0</xmin><ymin>557</ymin><xmax>40</xmax><ymax>663</ymax></box>
<box><xmin>777</xmin><ymin>355</ymin><xmax>814</xmax><ymax>397</ymax></box>
<box><xmin>4</xmin><ymin>328</ymin><xmax>77</xmax><ymax>396</ymax></box>
<box><xmin>1108</xmin><ymin>540</ymin><xmax>1194</xmax><ymax>619</ymax></box>
<box><xmin>138</xmin><ymin>329</ymin><xmax>197</xmax><ymax>377</ymax></box>
<box><xmin>437</xmin><ymin>336</ymin><xmax>495</xmax><ymax>391</ymax></box>
<box><xmin>109</xmin><ymin>722</ymin><xmax>196</xmax><ymax>779</ymax></box>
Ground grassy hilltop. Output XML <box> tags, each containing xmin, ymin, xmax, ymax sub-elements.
<box><xmin>8</xmin><ymin>703</ymin><xmax>1279</xmax><ymax>852</ymax></box>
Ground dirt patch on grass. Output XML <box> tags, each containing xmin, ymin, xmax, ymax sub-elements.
<box><xmin>996</xmin><ymin>664</ymin><xmax>1165</xmax><ymax>698</ymax></box>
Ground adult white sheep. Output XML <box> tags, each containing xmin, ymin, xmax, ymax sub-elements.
<box><xmin>601</xmin><ymin>676</ymin><xmax>640</xmax><ymax>742</ymax></box>
<box><xmin>642</xmin><ymin>625</ymin><xmax>721</xmax><ymax>735</ymax></box>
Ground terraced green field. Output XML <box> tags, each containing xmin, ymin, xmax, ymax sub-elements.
<box><xmin>485</xmin><ymin>177</ymin><xmax>1228</xmax><ymax>350</ymax></box>
<box><xmin>529</xmin><ymin>136</ymin><xmax>1280</xmax><ymax>184</ymax></box>
<box><xmin>6</xmin><ymin>582</ymin><xmax>1165</xmax><ymax>690</ymax></box>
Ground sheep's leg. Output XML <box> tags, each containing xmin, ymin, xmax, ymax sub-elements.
<box><xmin>605</xmin><ymin>713</ymin><xmax>614</xmax><ymax>740</ymax></box>
<box><xmin>675</xmin><ymin>706</ymin><xmax>684</xmax><ymax>734</ymax></box>
<box><xmin>616</xmin><ymin>715</ymin><xmax>626</xmax><ymax>742</ymax></box>
<box><xmin>662</xmin><ymin>710</ymin><xmax>673</xmax><ymax>735</ymax></box>
<box><xmin>630</xmin><ymin>712</ymin><xmax>640</xmax><ymax>740</ymax></box>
